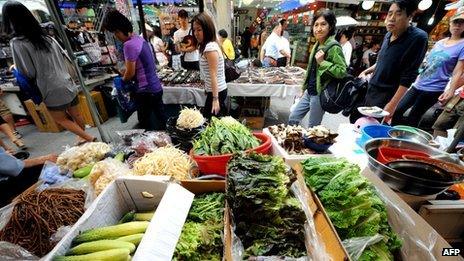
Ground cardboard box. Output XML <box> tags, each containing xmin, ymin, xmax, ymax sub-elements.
<box><xmin>77</xmin><ymin>91</ymin><xmax>108</xmax><ymax>127</ymax></box>
<box><xmin>419</xmin><ymin>202</ymin><xmax>464</xmax><ymax>243</ymax></box>
<box><xmin>263</xmin><ymin>127</ymin><xmax>332</xmax><ymax>167</ymax></box>
<box><xmin>46</xmin><ymin>176</ymin><xmax>194</xmax><ymax>261</ymax></box>
<box><xmin>224</xmin><ymin>166</ymin><xmax>349</xmax><ymax>261</ymax></box>
<box><xmin>24</xmin><ymin>100</ymin><xmax>63</xmax><ymax>132</ymax></box>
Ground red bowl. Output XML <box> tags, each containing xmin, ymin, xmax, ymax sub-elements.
<box><xmin>377</xmin><ymin>146</ymin><xmax>430</xmax><ymax>165</ymax></box>
<box><xmin>190</xmin><ymin>132</ymin><xmax>272</xmax><ymax>176</ymax></box>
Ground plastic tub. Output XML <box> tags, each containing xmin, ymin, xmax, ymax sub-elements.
<box><xmin>356</xmin><ymin>124</ymin><xmax>393</xmax><ymax>148</ymax></box>
<box><xmin>191</xmin><ymin>132</ymin><xmax>272</xmax><ymax>176</ymax></box>
<box><xmin>377</xmin><ymin>146</ymin><xmax>430</xmax><ymax>164</ymax></box>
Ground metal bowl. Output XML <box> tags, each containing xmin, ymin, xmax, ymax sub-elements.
<box><xmin>364</xmin><ymin>138</ymin><xmax>460</xmax><ymax>196</ymax></box>
<box><xmin>388</xmin><ymin>129</ymin><xmax>431</xmax><ymax>145</ymax></box>
<box><xmin>392</xmin><ymin>125</ymin><xmax>434</xmax><ymax>141</ymax></box>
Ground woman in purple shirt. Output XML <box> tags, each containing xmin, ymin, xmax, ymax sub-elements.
<box><xmin>392</xmin><ymin>14</ymin><xmax>464</xmax><ymax>127</ymax></box>
<box><xmin>103</xmin><ymin>10</ymin><xmax>166</xmax><ymax>130</ymax></box>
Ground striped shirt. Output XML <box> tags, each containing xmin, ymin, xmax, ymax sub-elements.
<box><xmin>200</xmin><ymin>42</ymin><xmax>227</xmax><ymax>93</ymax></box>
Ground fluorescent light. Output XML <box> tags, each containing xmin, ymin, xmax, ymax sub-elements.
<box><xmin>418</xmin><ymin>0</ymin><xmax>433</xmax><ymax>11</ymax></box>
<box><xmin>362</xmin><ymin>1</ymin><xmax>375</xmax><ymax>10</ymax></box>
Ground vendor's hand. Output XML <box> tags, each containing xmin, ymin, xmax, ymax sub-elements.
<box><xmin>359</xmin><ymin>70</ymin><xmax>371</xmax><ymax>80</ymax></box>
<box><xmin>315</xmin><ymin>50</ymin><xmax>325</xmax><ymax>64</ymax></box>
<box><xmin>383</xmin><ymin>102</ymin><xmax>396</xmax><ymax>123</ymax></box>
<box><xmin>41</xmin><ymin>154</ymin><xmax>58</xmax><ymax>163</ymax></box>
<box><xmin>438</xmin><ymin>89</ymin><xmax>454</xmax><ymax>105</ymax></box>
<box><xmin>211</xmin><ymin>99</ymin><xmax>220</xmax><ymax>115</ymax></box>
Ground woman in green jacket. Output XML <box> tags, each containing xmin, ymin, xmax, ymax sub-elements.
<box><xmin>288</xmin><ymin>9</ymin><xmax>347</xmax><ymax>127</ymax></box>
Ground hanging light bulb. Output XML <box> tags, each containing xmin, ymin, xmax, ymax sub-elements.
<box><xmin>427</xmin><ymin>15</ymin><xmax>435</xmax><ymax>25</ymax></box>
<box><xmin>361</xmin><ymin>1</ymin><xmax>375</xmax><ymax>10</ymax></box>
<box><xmin>418</xmin><ymin>0</ymin><xmax>433</xmax><ymax>11</ymax></box>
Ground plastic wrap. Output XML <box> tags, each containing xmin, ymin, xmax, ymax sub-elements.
<box><xmin>50</xmin><ymin>226</ymin><xmax>73</xmax><ymax>244</ymax></box>
<box><xmin>56</xmin><ymin>142</ymin><xmax>111</xmax><ymax>171</ymax></box>
<box><xmin>372</xmin><ymin>186</ymin><xmax>440</xmax><ymax>261</ymax></box>
<box><xmin>131</xmin><ymin>131</ymin><xmax>172</xmax><ymax>156</ymax></box>
<box><xmin>115</xmin><ymin>129</ymin><xmax>145</xmax><ymax>146</ymax></box>
<box><xmin>39</xmin><ymin>161</ymin><xmax>72</xmax><ymax>185</ymax></box>
<box><xmin>342</xmin><ymin>234</ymin><xmax>384</xmax><ymax>261</ymax></box>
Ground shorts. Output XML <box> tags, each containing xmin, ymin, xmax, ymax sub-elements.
<box><xmin>432</xmin><ymin>97</ymin><xmax>464</xmax><ymax>131</ymax></box>
<box><xmin>47</xmin><ymin>96</ymin><xmax>79</xmax><ymax>111</ymax></box>
<box><xmin>0</xmin><ymin>99</ymin><xmax>11</xmax><ymax>117</ymax></box>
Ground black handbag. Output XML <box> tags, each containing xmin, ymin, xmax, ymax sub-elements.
<box><xmin>223</xmin><ymin>50</ymin><xmax>241</xmax><ymax>83</ymax></box>
<box><xmin>319</xmin><ymin>42</ymin><xmax>355</xmax><ymax>114</ymax></box>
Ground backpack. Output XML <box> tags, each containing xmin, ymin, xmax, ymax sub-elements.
<box><xmin>12</xmin><ymin>68</ymin><xmax>43</xmax><ymax>105</ymax></box>
<box><xmin>319</xmin><ymin>42</ymin><xmax>356</xmax><ymax>114</ymax></box>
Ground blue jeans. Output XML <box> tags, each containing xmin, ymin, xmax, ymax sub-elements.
<box><xmin>288</xmin><ymin>90</ymin><xmax>325</xmax><ymax>127</ymax></box>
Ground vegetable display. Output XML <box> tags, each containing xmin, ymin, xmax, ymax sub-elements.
<box><xmin>176</xmin><ymin>108</ymin><xmax>204</xmax><ymax>129</ymax></box>
<box><xmin>268</xmin><ymin>124</ymin><xmax>337</xmax><ymax>154</ymax></box>
<box><xmin>193</xmin><ymin>117</ymin><xmax>260</xmax><ymax>156</ymax></box>
<box><xmin>57</xmin><ymin>142</ymin><xmax>111</xmax><ymax>171</ymax></box>
<box><xmin>301</xmin><ymin>157</ymin><xmax>402</xmax><ymax>260</ymax></box>
<box><xmin>226</xmin><ymin>153</ymin><xmax>306</xmax><ymax>258</ymax></box>
<box><xmin>0</xmin><ymin>188</ymin><xmax>86</xmax><ymax>257</ymax></box>
<box><xmin>132</xmin><ymin>146</ymin><xmax>194</xmax><ymax>179</ymax></box>
<box><xmin>173</xmin><ymin>193</ymin><xmax>225</xmax><ymax>261</ymax></box>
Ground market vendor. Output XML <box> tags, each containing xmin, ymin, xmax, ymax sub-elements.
<box><xmin>0</xmin><ymin>147</ymin><xmax>57</xmax><ymax>207</ymax></box>
<box><xmin>174</xmin><ymin>9</ymin><xmax>200</xmax><ymax>70</ymax></box>
<box><xmin>353</xmin><ymin>0</ymin><xmax>428</xmax><ymax>123</ymax></box>
<box><xmin>260</xmin><ymin>20</ymin><xmax>290</xmax><ymax>67</ymax></box>
<box><xmin>103</xmin><ymin>10</ymin><xmax>166</xmax><ymax>131</ymax></box>
<box><xmin>433</xmin><ymin>88</ymin><xmax>464</xmax><ymax>137</ymax></box>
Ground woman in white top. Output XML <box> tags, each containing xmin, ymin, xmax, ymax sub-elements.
<box><xmin>192</xmin><ymin>13</ymin><xmax>227</xmax><ymax>119</ymax></box>
<box><xmin>151</xmin><ymin>25</ymin><xmax>168</xmax><ymax>68</ymax></box>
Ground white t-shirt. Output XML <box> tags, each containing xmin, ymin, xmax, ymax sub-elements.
<box><xmin>341</xmin><ymin>41</ymin><xmax>352</xmax><ymax>66</ymax></box>
<box><xmin>278</xmin><ymin>37</ymin><xmax>290</xmax><ymax>59</ymax></box>
<box><xmin>173</xmin><ymin>28</ymin><xmax>200</xmax><ymax>62</ymax></box>
<box><xmin>262</xmin><ymin>32</ymin><xmax>284</xmax><ymax>60</ymax></box>
<box><xmin>200</xmin><ymin>42</ymin><xmax>227</xmax><ymax>92</ymax></box>
<box><xmin>151</xmin><ymin>36</ymin><xmax>168</xmax><ymax>67</ymax></box>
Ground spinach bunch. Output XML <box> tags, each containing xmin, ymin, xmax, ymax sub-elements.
<box><xmin>193</xmin><ymin>117</ymin><xmax>260</xmax><ymax>155</ymax></box>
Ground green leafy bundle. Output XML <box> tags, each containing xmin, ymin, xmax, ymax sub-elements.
<box><xmin>193</xmin><ymin>117</ymin><xmax>260</xmax><ymax>155</ymax></box>
<box><xmin>301</xmin><ymin>157</ymin><xmax>402</xmax><ymax>261</ymax></box>
<box><xmin>173</xmin><ymin>193</ymin><xmax>225</xmax><ymax>261</ymax></box>
<box><xmin>227</xmin><ymin>153</ymin><xmax>306</xmax><ymax>258</ymax></box>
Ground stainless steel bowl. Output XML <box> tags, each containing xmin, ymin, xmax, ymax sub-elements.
<box><xmin>393</xmin><ymin>125</ymin><xmax>434</xmax><ymax>141</ymax></box>
<box><xmin>388</xmin><ymin>129</ymin><xmax>431</xmax><ymax>145</ymax></box>
<box><xmin>364</xmin><ymin>138</ymin><xmax>460</xmax><ymax>196</ymax></box>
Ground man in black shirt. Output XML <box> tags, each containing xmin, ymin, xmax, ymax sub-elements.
<box><xmin>353</xmin><ymin>0</ymin><xmax>428</xmax><ymax>123</ymax></box>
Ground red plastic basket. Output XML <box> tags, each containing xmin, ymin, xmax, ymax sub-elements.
<box><xmin>191</xmin><ymin>132</ymin><xmax>272</xmax><ymax>176</ymax></box>
<box><xmin>377</xmin><ymin>146</ymin><xmax>430</xmax><ymax>164</ymax></box>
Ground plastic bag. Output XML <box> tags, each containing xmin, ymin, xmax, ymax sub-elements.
<box><xmin>342</xmin><ymin>234</ymin><xmax>384</xmax><ymax>261</ymax></box>
<box><xmin>115</xmin><ymin>129</ymin><xmax>145</xmax><ymax>146</ymax></box>
<box><xmin>56</xmin><ymin>142</ymin><xmax>111</xmax><ymax>171</ymax></box>
<box><xmin>39</xmin><ymin>161</ymin><xmax>72</xmax><ymax>185</ymax></box>
<box><xmin>131</xmin><ymin>131</ymin><xmax>172</xmax><ymax>156</ymax></box>
<box><xmin>88</xmin><ymin>158</ymin><xmax>133</xmax><ymax>196</ymax></box>
<box><xmin>0</xmin><ymin>241</ymin><xmax>38</xmax><ymax>260</ymax></box>
<box><xmin>50</xmin><ymin>226</ymin><xmax>73</xmax><ymax>244</ymax></box>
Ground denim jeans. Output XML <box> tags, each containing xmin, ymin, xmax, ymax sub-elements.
<box><xmin>288</xmin><ymin>90</ymin><xmax>325</xmax><ymax>127</ymax></box>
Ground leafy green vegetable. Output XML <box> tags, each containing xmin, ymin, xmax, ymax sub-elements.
<box><xmin>227</xmin><ymin>153</ymin><xmax>307</xmax><ymax>258</ymax></box>
<box><xmin>301</xmin><ymin>156</ymin><xmax>402</xmax><ymax>260</ymax></box>
<box><xmin>193</xmin><ymin>117</ymin><xmax>260</xmax><ymax>155</ymax></box>
<box><xmin>173</xmin><ymin>193</ymin><xmax>225</xmax><ymax>261</ymax></box>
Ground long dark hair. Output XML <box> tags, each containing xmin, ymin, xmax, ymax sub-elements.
<box><xmin>2</xmin><ymin>1</ymin><xmax>49</xmax><ymax>51</ymax></box>
<box><xmin>192</xmin><ymin>13</ymin><xmax>217</xmax><ymax>54</ymax></box>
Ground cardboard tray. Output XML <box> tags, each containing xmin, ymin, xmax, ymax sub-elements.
<box><xmin>223</xmin><ymin>168</ymin><xmax>349</xmax><ymax>261</ymax></box>
<box><xmin>263</xmin><ymin>127</ymin><xmax>332</xmax><ymax>167</ymax></box>
<box><xmin>46</xmin><ymin>176</ymin><xmax>194</xmax><ymax>261</ymax></box>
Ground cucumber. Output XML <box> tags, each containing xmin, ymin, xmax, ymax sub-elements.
<box><xmin>116</xmin><ymin>233</ymin><xmax>144</xmax><ymax>246</ymax></box>
<box><xmin>114</xmin><ymin>152</ymin><xmax>125</xmax><ymax>162</ymax></box>
<box><xmin>54</xmin><ymin>248</ymin><xmax>130</xmax><ymax>261</ymax></box>
<box><xmin>67</xmin><ymin>240</ymin><xmax>135</xmax><ymax>255</ymax></box>
<box><xmin>118</xmin><ymin>210</ymin><xmax>136</xmax><ymax>224</ymax></box>
<box><xmin>73</xmin><ymin>221</ymin><xmax>149</xmax><ymax>244</ymax></box>
<box><xmin>73</xmin><ymin>164</ymin><xmax>94</xmax><ymax>178</ymax></box>
<box><xmin>134</xmin><ymin>212</ymin><xmax>154</xmax><ymax>221</ymax></box>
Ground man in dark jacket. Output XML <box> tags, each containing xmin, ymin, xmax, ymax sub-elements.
<box><xmin>352</xmin><ymin>0</ymin><xmax>428</xmax><ymax>123</ymax></box>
